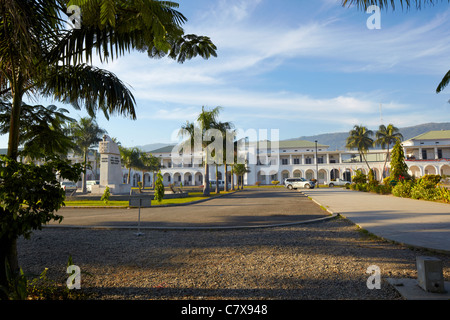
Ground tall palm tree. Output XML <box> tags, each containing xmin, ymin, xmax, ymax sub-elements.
<box><xmin>0</xmin><ymin>0</ymin><xmax>217</xmax><ymax>160</ymax></box>
<box><xmin>119</xmin><ymin>146</ymin><xmax>143</xmax><ymax>185</ymax></box>
<box><xmin>0</xmin><ymin>0</ymin><xmax>217</xmax><ymax>294</ymax></box>
<box><xmin>233</xmin><ymin>163</ymin><xmax>250</xmax><ymax>190</ymax></box>
<box><xmin>341</xmin><ymin>0</ymin><xmax>449</xmax><ymax>93</ymax></box>
<box><xmin>214</xmin><ymin>121</ymin><xmax>235</xmax><ymax>193</ymax></box>
<box><xmin>375</xmin><ymin>124</ymin><xmax>404</xmax><ymax>178</ymax></box>
<box><xmin>179</xmin><ymin>106</ymin><xmax>222</xmax><ymax>196</ymax></box>
<box><xmin>70</xmin><ymin>117</ymin><xmax>107</xmax><ymax>193</ymax></box>
<box><xmin>346</xmin><ymin>125</ymin><xmax>374</xmax><ymax>171</ymax></box>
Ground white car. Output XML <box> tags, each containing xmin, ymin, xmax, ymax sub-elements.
<box><xmin>327</xmin><ymin>178</ymin><xmax>351</xmax><ymax>187</ymax></box>
<box><xmin>86</xmin><ymin>180</ymin><xmax>100</xmax><ymax>192</ymax></box>
<box><xmin>284</xmin><ymin>178</ymin><xmax>315</xmax><ymax>190</ymax></box>
<box><xmin>60</xmin><ymin>181</ymin><xmax>77</xmax><ymax>193</ymax></box>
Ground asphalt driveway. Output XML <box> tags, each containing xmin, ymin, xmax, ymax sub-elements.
<box><xmin>52</xmin><ymin>188</ymin><xmax>331</xmax><ymax>229</ymax></box>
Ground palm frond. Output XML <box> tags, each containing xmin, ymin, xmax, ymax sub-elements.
<box><xmin>40</xmin><ymin>64</ymin><xmax>136</xmax><ymax>120</ymax></box>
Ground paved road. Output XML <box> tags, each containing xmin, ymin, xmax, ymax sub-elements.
<box><xmin>302</xmin><ymin>188</ymin><xmax>450</xmax><ymax>254</ymax></box>
<box><xmin>52</xmin><ymin>188</ymin><xmax>331</xmax><ymax>229</ymax></box>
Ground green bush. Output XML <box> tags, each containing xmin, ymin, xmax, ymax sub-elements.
<box><xmin>101</xmin><ymin>186</ymin><xmax>110</xmax><ymax>204</ymax></box>
<box><xmin>392</xmin><ymin>180</ymin><xmax>414</xmax><ymax>198</ymax></box>
<box><xmin>438</xmin><ymin>187</ymin><xmax>450</xmax><ymax>203</ymax></box>
<box><xmin>352</xmin><ymin>171</ymin><xmax>367</xmax><ymax>184</ymax></box>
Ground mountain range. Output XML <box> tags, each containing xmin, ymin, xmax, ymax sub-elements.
<box><xmin>137</xmin><ymin>122</ymin><xmax>450</xmax><ymax>152</ymax></box>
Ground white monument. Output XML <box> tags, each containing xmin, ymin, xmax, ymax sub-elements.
<box><xmin>91</xmin><ymin>135</ymin><xmax>131</xmax><ymax>195</ymax></box>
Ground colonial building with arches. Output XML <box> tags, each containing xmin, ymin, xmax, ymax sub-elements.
<box><xmin>119</xmin><ymin>130</ymin><xmax>450</xmax><ymax>188</ymax></box>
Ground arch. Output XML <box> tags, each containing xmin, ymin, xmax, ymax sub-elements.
<box><xmin>163</xmin><ymin>173</ymin><xmax>171</xmax><ymax>186</ymax></box>
<box><xmin>123</xmin><ymin>173</ymin><xmax>128</xmax><ymax>184</ymax></box>
<box><xmin>281</xmin><ymin>170</ymin><xmax>290</xmax><ymax>183</ymax></box>
<box><xmin>305</xmin><ymin>169</ymin><xmax>314</xmax><ymax>180</ymax></box>
<box><xmin>143</xmin><ymin>173</ymin><xmax>152</xmax><ymax>187</ymax></box>
<box><xmin>293</xmin><ymin>169</ymin><xmax>302</xmax><ymax>178</ymax></box>
<box><xmin>318</xmin><ymin>169</ymin><xmax>327</xmax><ymax>184</ymax></box>
<box><xmin>424</xmin><ymin>165</ymin><xmax>437</xmax><ymax>175</ymax></box>
<box><xmin>408</xmin><ymin>165</ymin><xmax>422</xmax><ymax>178</ymax></box>
<box><xmin>440</xmin><ymin>164</ymin><xmax>450</xmax><ymax>176</ymax></box>
<box><xmin>343</xmin><ymin>169</ymin><xmax>352</xmax><ymax>182</ymax></box>
<box><xmin>194</xmin><ymin>172</ymin><xmax>203</xmax><ymax>186</ymax></box>
<box><xmin>184</xmin><ymin>172</ymin><xmax>193</xmax><ymax>186</ymax></box>
<box><xmin>257</xmin><ymin>170</ymin><xmax>268</xmax><ymax>185</ymax></box>
<box><xmin>132</xmin><ymin>172</ymin><xmax>141</xmax><ymax>187</ymax></box>
<box><xmin>371</xmin><ymin>168</ymin><xmax>380</xmax><ymax>181</ymax></box>
<box><xmin>173</xmin><ymin>172</ymin><xmax>182</xmax><ymax>185</ymax></box>
<box><xmin>330</xmin><ymin>168</ymin><xmax>339</xmax><ymax>180</ymax></box>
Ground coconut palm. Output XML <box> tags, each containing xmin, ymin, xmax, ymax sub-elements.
<box><xmin>214</xmin><ymin>121</ymin><xmax>235</xmax><ymax>193</ymax></box>
<box><xmin>233</xmin><ymin>163</ymin><xmax>250</xmax><ymax>190</ymax></box>
<box><xmin>0</xmin><ymin>0</ymin><xmax>217</xmax><ymax>295</ymax></box>
<box><xmin>345</xmin><ymin>125</ymin><xmax>374</xmax><ymax>171</ymax></box>
<box><xmin>0</xmin><ymin>0</ymin><xmax>217</xmax><ymax>160</ymax></box>
<box><xmin>119</xmin><ymin>146</ymin><xmax>143</xmax><ymax>185</ymax></box>
<box><xmin>375</xmin><ymin>124</ymin><xmax>404</xmax><ymax>178</ymax></box>
<box><xmin>341</xmin><ymin>0</ymin><xmax>449</xmax><ymax>93</ymax></box>
<box><xmin>179</xmin><ymin>107</ymin><xmax>223</xmax><ymax>196</ymax></box>
<box><xmin>70</xmin><ymin>117</ymin><xmax>107</xmax><ymax>193</ymax></box>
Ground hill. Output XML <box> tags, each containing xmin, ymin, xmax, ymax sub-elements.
<box><xmin>289</xmin><ymin>122</ymin><xmax>450</xmax><ymax>151</ymax></box>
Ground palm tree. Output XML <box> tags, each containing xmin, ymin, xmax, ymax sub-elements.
<box><xmin>119</xmin><ymin>146</ymin><xmax>143</xmax><ymax>186</ymax></box>
<box><xmin>140</xmin><ymin>152</ymin><xmax>161</xmax><ymax>189</ymax></box>
<box><xmin>233</xmin><ymin>163</ymin><xmax>250</xmax><ymax>190</ymax></box>
<box><xmin>70</xmin><ymin>117</ymin><xmax>107</xmax><ymax>193</ymax></box>
<box><xmin>0</xmin><ymin>0</ymin><xmax>217</xmax><ymax>161</ymax></box>
<box><xmin>375</xmin><ymin>124</ymin><xmax>404</xmax><ymax>178</ymax></box>
<box><xmin>214</xmin><ymin>121</ymin><xmax>235</xmax><ymax>193</ymax></box>
<box><xmin>0</xmin><ymin>0</ymin><xmax>217</xmax><ymax>295</ymax></box>
<box><xmin>345</xmin><ymin>125</ymin><xmax>374</xmax><ymax>171</ymax></box>
<box><xmin>341</xmin><ymin>0</ymin><xmax>449</xmax><ymax>93</ymax></box>
<box><xmin>179</xmin><ymin>106</ymin><xmax>222</xmax><ymax>196</ymax></box>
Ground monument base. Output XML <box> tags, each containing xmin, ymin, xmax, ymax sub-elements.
<box><xmin>91</xmin><ymin>184</ymin><xmax>132</xmax><ymax>195</ymax></box>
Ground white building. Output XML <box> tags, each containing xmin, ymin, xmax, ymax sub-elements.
<box><xmin>138</xmin><ymin>130</ymin><xmax>450</xmax><ymax>187</ymax></box>
<box><xmin>402</xmin><ymin>130</ymin><xmax>450</xmax><ymax>177</ymax></box>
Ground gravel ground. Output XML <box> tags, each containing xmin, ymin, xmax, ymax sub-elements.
<box><xmin>16</xmin><ymin>216</ymin><xmax>450</xmax><ymax>301</ymax></box>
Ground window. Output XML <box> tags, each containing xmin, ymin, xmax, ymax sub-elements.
<box><xmin>305</xmin><ymin>158</ymin><xmax>312</xmax><ymax>164</ymax></box>
<box><xmin>293</xmin><ymin>158</ymin><xmax>300</xmax><ymax>164</ymax></box>
<box><xmin>438</xmin><ymin>149</ymin><xmax>443</xmax><ymax>159</ymax></box>
<box><xmin>422</xmin><ymin>149</ymin><xmax>427</xmax><ymax>160</ymax></box>
<box><xmin>282</xmin><ymin>158</ymin><xmax>288</xmax><ymax>165</ymax></box>
<box><xmin>318</xmin><ymin>157</ymin><xmax>324</xmax><ymax>164</ymax></box>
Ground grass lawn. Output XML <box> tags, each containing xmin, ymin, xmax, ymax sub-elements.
<box><xmin>64</xmin><ymin>190</ymin><xmax>236</xmax><ymax>208</ymax></box>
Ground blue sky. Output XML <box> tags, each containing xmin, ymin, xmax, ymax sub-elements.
<box><xmin>3</xmin><ymin>0</ymin><xmax>450</xmax><ymax>149</ymax></box>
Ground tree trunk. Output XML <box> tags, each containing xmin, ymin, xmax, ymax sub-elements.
<box><xmin>2</xmin><ymin>80</ymin><xmax>23</xmax><ymax>294</ymax></box>
<box><xmin>231</xmin><ymin>167</ymin><xmax>234</xmax><ymax>190</ymax></box>
<box><xmin>0</xmin><ymin>236</ymin><xmax>19</xmax><ymax>299</ymax></box>
<box><xmin>215</xmin><ymin>164</ymin><xmax>219</xmax><ymax>194</ymax></box>
<box><xmin>82</xmin><ymin>150</ymin><xmax>87</xmax><ymax>193</ymax></box>
<box><xmin>204</xmin><ymin>162</ymin><xmax>210</xmax><ymax>196</ymax></box>
<box><xmin>224</xmin><ymin>163</ymin><xmax>228</xmax><ymax>192</ymax></box>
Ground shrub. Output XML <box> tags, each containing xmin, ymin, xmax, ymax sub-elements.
<box><xmin>438</xmin><ymin>187</ymin><xmax>450</xmax><ymax>203</ymax></box>
<box><xmin>352</xmin><ymin>171</ymin><xmax>367</xmax><ymax>184</ymax></box>
<box><xmin>154</xmin><ymin>171</ymin><xmax>165</xmax><ymax>203</ymax></box>
<box><xmin>392</xmin><ymin>180</ymin><xmax>414</xmax><ymax>198</ymax></box>
<box><xmin>101</xmin><ymin>186</ymin><xmax>110</xmax><ymax>204</ymax></box>
<box><xmin>255</xmin><ymin>181</ymin><xmax>261</xmax><ymax>187</ymax></box>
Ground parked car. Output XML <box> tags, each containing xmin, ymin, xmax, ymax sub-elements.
<box><xmin>326</xmin><ymin>178</ymin><xmax>351</xmax><ymax>187</ymax></box>
<box><xmin>60</xmin><ymin>181</ymin><xmax>77</xmax><ymax>193</ymax></box>
<box><xmin>284</xmin><ymin>178</ymin><xmax>315</xmax><ymax>190</ymax></box>
<box><xmin>86</xmin><ymin>180</ymin><xmax>100</xmax><ymax>192</ymax></box>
